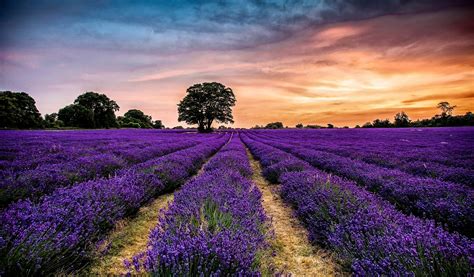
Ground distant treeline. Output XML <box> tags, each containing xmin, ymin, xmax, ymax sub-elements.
<box><xmin>253</xmin><ymin>102</ymin><xmax>473</xmax><ymax>129</ymax></box>
<box><xmin>1</xmin><ymin>91</ymin><xmax>164</xmax><ymax>129</ymax></box>
<box><xmin>356</xmin><ymin>102</ymin><xmax>473</xmax><ymax>128</ymax></box>
<box><xmin>2</xmin><ymin>90</ymin><xmax>472</xmax><ymax>130</ymax></box>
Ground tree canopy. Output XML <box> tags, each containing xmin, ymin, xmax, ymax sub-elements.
<box><xmin>43</xmin><ymin>113</ymin><xmax>63</xmax><ymax>128</ymax></box>
<box><xmin>0</xmin><ymin>91</ymin><xmax>42</xmax><ymax>129</ymax></box>
<box><xmin>265</xmin><ymin>122</ymin><xmax>284</xmax><ymax>129</ymax></box>
<box><xmin>58</xmin><ymin>104</ymin><xmax>94</xmax><ymax>128</ymax></box>
<box><xmin>74</xmin><ymin>92</ymin><xmax>119</xmax><ymax>128</ymax></box>
<box><xmin>437</xmin><ymin>101</ymin><xmax>456</xmax><ymax>117</ymax></box>
<box><xmin>177</xmin><ymin>82</ymin><xmax>236</xmax><ymax>132</ymax></box>
<box><xmin>58</xmin><ymin>92</ymin><xmax>119</xmax><ymax>128</ymax></box>
<box><xmin>394</xmin><ymin>112</ymin><xmax>411</xmax><ymax>127</ymax></box>
<box><xmin>118</xmin><ymin>109</ymin><xmax>153</xmax><ymax>128</ymax></box>
<box><xmin>152</xmin><ymin>120</ymin><xmax>165</xmax><ymax>129</ymax></box>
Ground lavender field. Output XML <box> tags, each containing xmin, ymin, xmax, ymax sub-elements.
<box><xmin>0</xmin><ymin>128</ymin><xmax>473</xmax><ymax>275</ymax></box>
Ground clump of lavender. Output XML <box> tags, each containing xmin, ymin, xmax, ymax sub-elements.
<box><xmin>242</xmin><ymin>132</ymin><xmax>473</xmax><ymax>275</ymax></box>
<box><xmin>0</xmin><ymin>134</ymin><xmax>229</xmax><ymax>275</ymax></box>
<box><xmin>134</xmin><ymin>136</ymin><xmax>270</xmax><ymax>275</ymax></box>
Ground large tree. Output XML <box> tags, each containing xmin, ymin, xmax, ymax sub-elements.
<box><xmin>177</xmin><ymin>82</ymin><xmax>236</xmax><ymax>132</ymax></box>
<box><xmin>58</xmin><ymin>92</ymin><xmax>119</xmax><ymax>128</ymax></box>
<box><xmin>74</xmin><ymin>92</ymin><xmax>119</xmax><ymax>128</ymax></box>
<box><xmin>58</xmin><ymin>104</ymin><xmax>94</xmax><ymax>128</ymax></box>
<box><xmin>0</xmin><ymin>91</ymin><xmax>42</xmax><ymax>129</ymax></box>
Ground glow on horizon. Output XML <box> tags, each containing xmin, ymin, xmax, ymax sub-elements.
<box><xmin>1</xmin><ymin>2</ymin><xmax>473</xmax><ymax>128</ymax></box>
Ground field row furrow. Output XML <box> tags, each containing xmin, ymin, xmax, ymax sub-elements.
<box><xmin>130</xmin><ymin>134</ymin><xmax>270</xmax><ymax>275</ymax></box>
<box><xmin>0</xmin><ymin>138</ymin><xmax>206</xmax><ymax>207</ymax></box>
<box><xmin>255</xmin><ymin>132</ymin><xmax>474</xmax><ymax>186</ymax></box>
<box><xmin>248</xmin><ymin>132</ymin><xmax>474</xmax><ymax>237</ymax></box>
<box><xmin>256</xmin><ymin>128</ymin><xmax>474</xmax><ymax>170</ymax></box>
<box><xmin>241</xmin><ymin>133</ymin><xmax>473</xmax><ymax>275</ymax></box>
<box><xmin>0</xmin><ymin>133</ymin><xmax>229</xmax><ymax>275</ymax></box>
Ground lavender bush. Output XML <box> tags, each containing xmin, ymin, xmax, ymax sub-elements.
<box><xmin>0</xmin><ymin>130</ymin><xmax>207</xmax><ymax>206</ymax></box>
<box><xmin>135</xmin><ymin>135</ymin><xmax>269</xmax><ymax>275</ymax></box>
<box><xmin>0</xmin><ymin>133</ymin><xmax>228</xmax><ymax>275</ymax></box>
<box><xmin>248</xmin><ymin>133</ymin><xmax>474</xmax><ymax>237</ymax></box>
<box><xmin>242</xmin><ymin>132</ymin><xmax>474</xmax><ymax>275</ymax></box>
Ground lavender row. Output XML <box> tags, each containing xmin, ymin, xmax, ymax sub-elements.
<box><xmin>0</xmin><ymin>130</ymin><xmax>192</xmax><ymax>171</ymax></box>
<box><xmin>133</xmin><ymin>134</ymin><xmax>269</xmax><ymax>275</ymax></box>
<box><xmin>254</xmin><ymin>128</ymin><xmax>474</xmax><ymax>170</ymax></box>
<box><xmin>0</xmin><ymin>134</ymin><xmax>229</xmax><ymax>275</ymax></box>
<box><xmin>0</xmin><ymin>140</ymin><xmax>202</xmax><ymax>207</ymax></box>
<box><xmin>248</xmin><ymin>133</ymin><xmax>474</xmax><ymax>237</ymax></box>
<box><xmin>241</xmin><ymin>134</ymin><xmax>473</xmax><ymax>275</ymax></box>
<box><xmin>253</xmin><ymin>131</ymin><xmax>474</xmax><ymax>186</ymax></box>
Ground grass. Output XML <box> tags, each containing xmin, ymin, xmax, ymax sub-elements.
<box><xmin>246</xmin><ymin>149</ymin><xmax>343</xmax><ymax>276</ymax></box>
<box><xmin>85</xmin><ymin>192</ymin><xmax>174</xmax><ymax>275</ymax></box>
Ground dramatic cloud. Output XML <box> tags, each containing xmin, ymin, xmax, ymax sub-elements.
<box><xmin>1</xmin><ymin>1</ymin><xmax>473</xmax><ymax>127</ymax></box>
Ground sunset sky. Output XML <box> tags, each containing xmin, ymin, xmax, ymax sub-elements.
<box><xmin>1</xmin><ymin>1</ymin><xmax>473</xmax><ymax>128</ymax></box>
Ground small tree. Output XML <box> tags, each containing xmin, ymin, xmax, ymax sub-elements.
<box><xmin>362</xmin><ymin>122</ymin><xmax>373</xmax><ymax>128</ymax></box>
<box><xmin>178</xmin><ymin>82</ymin><xmax>236</xmax><ymax>133</ymax></box>
<box><xmin>44</xmin><ymin>113</ymin><xmax>63</xmax><ymax>128</ymax></box>
<box><xmin>327</xmin><ymin>123</ymin><xmax>334</xmax><ymax>129</ymax></box>
<box><xmin>120</xmin><ymin>109</ymin><xmax>153</xmax><ymax>128</ymax></box>
<box><xmin>153</xmin><ymin>120</ymin><xmax>164</xmax><ymax>129</ymax></box>
<box><xmin>437</xmin><ymin>101</ymin><xmax>456</xmax><ymax>117</ymax></box>
<box><xmin>265</xmin><ymin>122</ymin><xmax>284</xmax><ymax>129</ymax></box>
<box><xmin>394</xmin><ymin>111</ymin><xmax>411</xmax><ymax>127</ymax></box>
<box><xmin>372</xmin><ymin>118</ymin><xmax>392</xmax><ymax>128</ymax></box>
<box><xmin>295</xmin><ymin>123</ymin><xmax>303</xmax><ymax>128</ymax></box>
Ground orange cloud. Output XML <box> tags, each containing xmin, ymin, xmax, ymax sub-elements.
<box><xmin>3</xmin><ymin>8</ymin><xmax>473</xmax><ymax>128</ymax></box>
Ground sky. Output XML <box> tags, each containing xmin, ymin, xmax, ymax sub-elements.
<box><xmin>1</xmin><ymin>0</ymin><xmax>473</xmax><ymax>128</ymax></box>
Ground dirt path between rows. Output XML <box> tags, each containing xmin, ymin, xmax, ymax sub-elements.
<box><xmin>87</xmin><ymin>135</ymin><xmax>234</xmax><ymax>275</ymax></box>
<box><xmin>246</xmin><ymin>149</ymin><xmax>340</xmax><ymax>276</ymax></box>
<box><xmin>87</xmin><ymin>192</ymin><xmax>174</xmax><ymax>275</ymax></box>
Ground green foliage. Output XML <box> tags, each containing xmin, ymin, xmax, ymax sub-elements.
<box><xmin>295</xmin><ymin>123</ymin><xmax>303</xmax><ymax>128</ymax></box>
<box><xmin>153</xmin><ymin>120</ymin><xmax>164</xmax><ymax>129</ymax></box>
<box><xmin>372</xmin><ymin>118</ymin><xmax>392</xmax><ymax>128</ymax></box>
<box><xmin>0</xmin><ymin>91</ymin><xmax>42</xmax><ymax>129</ymax></box>
<box><xmin>198</xmin><ymin>199</ymin><xmax>234</xmax><ymax>234</ymax></box>
<box><xmin>394</xmin><ymin>111</ymin><xmax>411</xmax><ymax>127</ymax></box>
<box><xmin>43</xmin><ymin>113</ymin><xmax>63</xmax><ymax>128</ymax></box>
<box><xmin>58</xmin><ymin>92</ymin><xmax>119</xmax><ymax>128</ymax></box>
<box><xmin>264</xmin><ymin>122</ymin><xmax>284</xmax><ymax>129</ymax></box>
<box><xmin>74</xmin><ymin>92</ymin><xmax>119</xmax><ymax>128</ymax></box>
<box><xmin>360</xmin><ymin>102</ymin><xmax>472</xmax><ymax>128</ymax></box>
<box><xmin>362</xmin><ymin>122</ymin><xmax>373</xmax><ymax>128</ymax></box>
<box><xmin>305</xmin><ymin>124</ymin><xmax>323</xmax><ymax>129</ymax></box>
<box><xmin>178</xmin><ymin>82</ymin><xmax>236</xmax><ymax>133</ymax></box>
<box><xmin>58</xmin><ymin>104</ymin><xmax>95</xmax><ymax>128</ymax></box>
<box><xmin>117</xmin><ymin>118</ymin><xmax>141</xmax><ymax>128</ymax></box>
<box><xmin>118</xmin><ymin>109</ymin><xmax>153</xmax><ymax>128</ymax></box>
